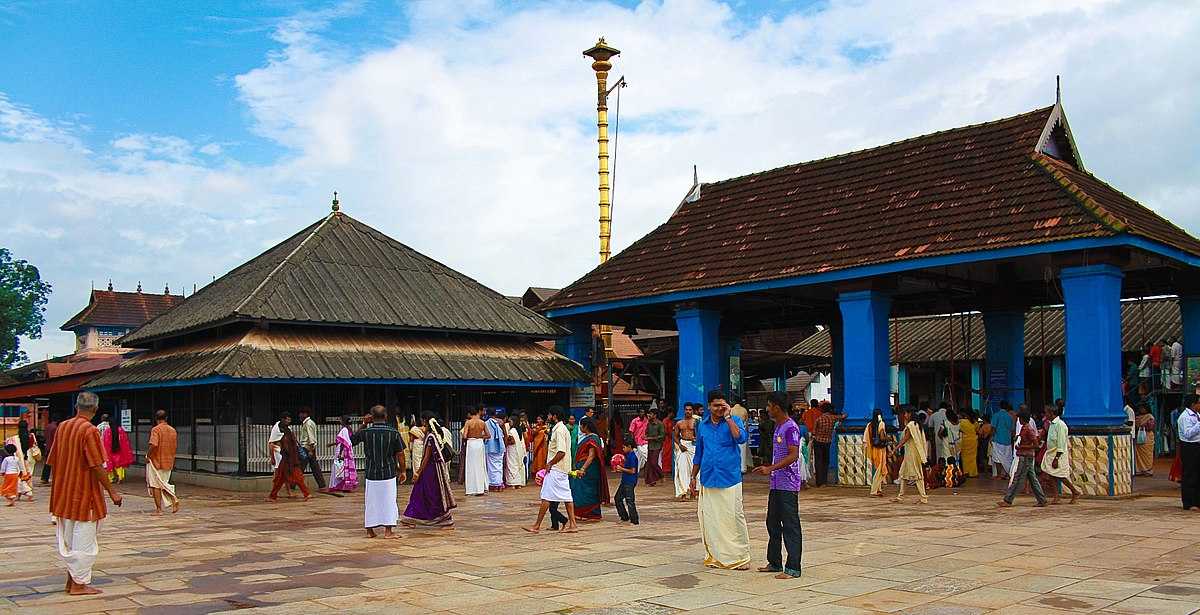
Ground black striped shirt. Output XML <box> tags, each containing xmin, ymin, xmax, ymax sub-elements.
<box><xmin>351</xmin><ymin>422</ymin><xmax>405</xmax><ymax>481</ymax></box>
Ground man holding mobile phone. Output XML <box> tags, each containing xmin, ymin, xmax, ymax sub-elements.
<box><xmin>690</xmin><ymin>389</ymin><xmax>751</xmax><ymax>570</ymax></box>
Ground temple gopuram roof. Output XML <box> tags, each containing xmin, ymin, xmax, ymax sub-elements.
<box><xmin>540</xmin><ymin>104</ymin><xmax>1200</xmax><ymax>311</ymax></box>
<box><xmin>62</xmin><ymin>289</ymin><xmax>184</xmax><ymax>330</ymax></box>
<box><xmin>789</xmin><ymin>297</ymin><xmax>1180</xmax><ymax>364</ymax></box>
<box><xmin>123</xmin><ymin>211</ymin><xmax>565</xmax><ymax>346</ymax></box>
<box><xmin>89</xmin><ymin>327</ymin><xmax>589</xmax><ymax>388</ymax></box>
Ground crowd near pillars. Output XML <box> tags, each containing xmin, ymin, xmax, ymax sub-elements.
<box><xmin>836</xmin><ymin>290</ymin><xmax>892</xmax><ymax>427</ymax></box>
<box><xmin>1061</xmin><ymin>265</ymin><xmax>1125</xmax><ymax>426</ymax></box>
<box><xmin>675</xmin><ymin>306</ymin><xmax>721</xmax><ymax>419</ymax></box>
<box><xmin>983</xmin><ymin>311</ymin><xmax>1026</xmax><ymax>408</ymax></box>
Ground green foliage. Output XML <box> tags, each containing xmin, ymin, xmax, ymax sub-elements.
<box><xmin>0</xmin><ymin>248</ymin><xmax>52</xmax><ymax>369</ymax></box>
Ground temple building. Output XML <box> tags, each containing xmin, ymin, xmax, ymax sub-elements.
<box><xmin>0</xmin><ymin>285</ymin><xmax>183</xmax><ymax>426</ymax></box>
<box><xmin>87</xmin><ymin>203</ymin><xmax>587</xmax><ymax>477</ymax></box>
<box><xmin>539</xmin><ymin>100</ymin><xmax>1200</xmax><ymax>497</ymax></box>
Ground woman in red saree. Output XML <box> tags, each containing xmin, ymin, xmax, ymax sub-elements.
<box><xmin>569</xmin><ymin>418</ymin><xmax>610</xmax><ymax>520</ymax></box>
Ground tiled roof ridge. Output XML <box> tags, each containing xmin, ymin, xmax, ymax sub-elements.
<box><xmin>700</xmin><ymin>105</ymin><xmax>1056</xmax><ymax>191</ymax></box>
<box><xmin>1031</xmin><ymin>154</ymin><xmax>1128</xmax><ymax>233</ymax></box>
<box><xmin>233</xmin><ymin>211</ymin><xmax>339</xmax><ymax>316</ymax></box>
<box><xmin>62</xmin><ymin>288</ymin><xmax>184</xmax><ymax>330</ymax></box>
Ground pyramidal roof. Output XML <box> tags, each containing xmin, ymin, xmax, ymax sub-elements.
<box><xmin>123</xmin><ymin>211</ymin><xmax>565</xmax><ymax>345</ymax></box>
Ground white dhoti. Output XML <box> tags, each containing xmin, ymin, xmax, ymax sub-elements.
<box><xmin>464</xmin><ymin>438</ymin><xmax>488</xmax><ymax>495</ymax></box>
<box><xmin>674</xmin><ymin>441</ymin><xmax>695</xmax><ymax>497</ymax></box>
<box><xmin>487</xmin><ymin>451</ymin><xmax>505</xmax><ymax>489</ymax></box>
<box><xmin>697</xmin><ymin>483</ymin><xmax>751</xmax><ymax>569</ymax></box>
<box><xmin>145</xmin><ymin>462</ymin><xmax>178</xmax><ymax>506</ymax></box>
<box><xmin>1041</xmin><ymin>451</ymin><xmax>1071</xmax><ymax>479</ymax></box>
<box><xmin>636</xmin><ymin>444</ymin><xmax>648</xmax><ymax>469</ymax></box>
<box><xmin>990</xmin><ymin>443</ymin><xmax>1014</xmax><ymax>474</ymax></box>
<box><xmin>364</xmin><ymin>478</ymin><xmax>399</xmax><ymax>528</ymax></box>
<box><xmin>539</xmin><ymin>468</ymin><xmax>573</xmax><ymax>502</ymax></box>
<box><xmin>55</xmin><ymin>518</ymin><xmax>99</xmax><ymax>585</ymax></box>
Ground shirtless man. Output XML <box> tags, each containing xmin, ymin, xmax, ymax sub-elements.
<box><xmin>674</xmin><ymin>404</ymin><xmax>698</xmax><ymax>500</ymax></box>
<box><xmin>462</xmin><ymin>407</ymin><xmax>490</xmax><ymax>496</ymax></box>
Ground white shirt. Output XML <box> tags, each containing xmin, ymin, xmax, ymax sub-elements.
<box><xmin>1179</xmin><ymin>408</ymin><xmax>1200</xmax><ymax>444</ymax></box>
<box><xmin>549</xmin><ymin>422</ymin><xmax>572</xmax><ymax>473</ymax></box>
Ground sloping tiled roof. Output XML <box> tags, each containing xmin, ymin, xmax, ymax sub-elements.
<box><xmin>788</xmin><ymin>298</ymin><xmax>1180</xmax><ymax>363</ymax></box>
<box><xmin>124</xmin><ymin>212</ymin><xmax>565</xmax><ymax>345</ymax></box>
<box><xmin>541</xmin><ymin>105</ymin><xmax>1200</xmax><ymax>311</ymax></box>
<box><xmin>61</xmin><ymin>290</ymin><xmax>184</xmax><ymax>330</ymax></box>
<box><xmin>89</xmin><ymin>327</ymin><xmax>589</xmax><ymax>388</ymax></box>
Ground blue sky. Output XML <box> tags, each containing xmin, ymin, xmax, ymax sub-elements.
<box><xmin>3</xmin><ymin>1</ymin><xmax>1199</xmax><ymax>363</ymax></box>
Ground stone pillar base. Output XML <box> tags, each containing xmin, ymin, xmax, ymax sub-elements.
<box><xmin>834</xmin><ymin>432</ymin><xmax>869</xmax><ymax>487</ymax></box>
<box><xmin>1067</xmin><ymin>431</ymin><xmax>1132</xmax><ymax>497</ymax></box>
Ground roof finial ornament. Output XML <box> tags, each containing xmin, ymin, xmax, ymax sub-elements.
<box><xmin>164</xmin><ymin>283</ymin><xmax>170</xmax><ymax>294</ymax></box>
<box><xmin>331</xmin><ymin>190</ymin><xmax>340</xmax><ymax>212</ymax></box>
<box><xmin>693</xmin><ymin>164</ymin><xmax>698</xmax><ymax>186</ymax></box>
<box><xmin>107</xmin><ymin>279</ymin><xmax>113</xmax><ymax>292</ymax></box>
<box><xmin>136</xmin><ymin>281</ymin><xmax>142</xmax><ymax>293</ymax></box>
<box><xmin>1056</xmin><ymin>74</ymin><xmax>1061</xmax><ymax>106</ymax></box>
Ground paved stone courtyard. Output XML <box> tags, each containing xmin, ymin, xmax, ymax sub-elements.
<box><xmin>1</xmin><ymin>475</ymin><xmax>1199</xmax><ymax>615</ymax></box>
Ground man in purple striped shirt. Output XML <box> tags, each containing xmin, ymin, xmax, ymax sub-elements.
<box><xmin>752</xmin><ymin>392</ymin><xmax>803</xmax><ymax>579</ymax></box>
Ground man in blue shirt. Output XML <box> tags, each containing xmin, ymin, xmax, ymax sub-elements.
<box><xmin>689</xmin><ymin>389</ymin><xmax>751</xmax><ymax>570</ymax></box>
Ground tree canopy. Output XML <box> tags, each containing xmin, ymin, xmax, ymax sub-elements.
<box><xmin>0</xmin><ymin>248</ymin><xmax>52</xmax><ymax>370</ymax></box>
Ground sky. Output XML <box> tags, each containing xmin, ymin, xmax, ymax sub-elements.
<box><xmin>3</xmin><ymin>0</ymin><xmax>1199</xmax><ymax>364</ymax></box>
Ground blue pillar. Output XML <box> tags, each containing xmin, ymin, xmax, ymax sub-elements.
<box><xmin>897</xmin><ymin>365</ymin><xmax>909</xmax><ymax>406</ymax></box>
<box><xmin>970</xmin><ymin>361</ymin><xmax>983</xmax><ymax>411</ymax></box>
<box><xmin>829</xmin><ymin>322</ymin><xmax>844</xmax><ymax>410</ymax></box>
<box><xmin>1061</xmin><ymin>264</ymin><xmax>1125</xmax><ymax>426</ymax></box>
<box><xmin>1182</xmin><ymin>298</ymin><xmax>1200</xmax><ymax>382</ymax></box>
<box><xmin>984</xmin><ymin>311</ymin><xmax>1026</xmax><ymax>409</ymax></box>
<box><xmin>555</xmin><ymin>320</ymin><xmax>593</xmax><ymax>414</ymax></box>
<box><xmin>676</xmin><ymin>306</ymin><xmax>721</xmax><ymax>420</ymax></box>
<box><xmin>1051</xmin><ymin>358</ymin><xmax>1064</xmax><ymax>403</ymax></box>
<box><xmin>837</xmin><ymin>290</ymin><xmax>892</xmax><ymax>427</ymax></box>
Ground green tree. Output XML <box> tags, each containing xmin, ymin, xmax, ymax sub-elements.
<box><xmin>0</xmin><ymin>248</ymin><xmax>52</xmax><ymax>369</ymax></box>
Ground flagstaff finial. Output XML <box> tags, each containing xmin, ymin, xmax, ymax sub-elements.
<box><xmin>331</xmin><ymin>191</ymin><xmax>340</xmax><ymax>212</ymax></box>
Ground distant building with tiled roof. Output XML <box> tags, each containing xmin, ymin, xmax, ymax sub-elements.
<box><xmin>61</xmin><ymin>286</ymin><xmax>183</xmax><ymax>355</ymax></box>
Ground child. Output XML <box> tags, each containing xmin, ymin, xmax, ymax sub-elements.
<box><xmin>1</xmin><ymin>444</ymin><xmax>20</xmax><ymax>506</ymax></box>
<box><xmin>615</xmin><ymin>434</ymin><xmax>640</xmax><ymax>525</ymax></box>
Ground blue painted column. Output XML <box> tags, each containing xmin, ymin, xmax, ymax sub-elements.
<box><xmin>555</xmin><ymin>320</ymin><xmax>593</xmax><ymax>415</ymax></box>
<box><xmin>1182</xmin><ymin>297</ymin><xmax>1200</xmax><ymax>385</ymax></box>
<box><xmin>1061</xmin><ymin>265</ymin><xmax>1125</xmax><ymax>426</ymax></box>
<box><xmin>897</xmin><ymin>365</ymin><xmax>909</xmax><ymax>407</ymax></box>
<box><xmin>675</xmin><ymin>306</ymin><xmax>721</xmax><ymax>420</ymax></box>
<box><xmin>970</xmin><ymin>361</ymin><xmax>983</xmax><ymax>411</ymax></box>
<box><xmin>829</xmin><ymin>322</ymin><xmax>844</xmax><ymax>410</ymax></box>
<box><xmin>1051</xmin><ymin>358</ymin><xmax>1064</xmax><ymax>403</ymax></box>
<box><xmin>983</xmin><ymin>311</ymin><xmax>1026</xmax><ymax>409</ymax></box>
<box><xmin>837</xmin><ymin>290</ymin><xmax>892</xmax><ymax>427</ymax></box>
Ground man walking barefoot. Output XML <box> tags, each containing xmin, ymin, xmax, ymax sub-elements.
<box><xmin>48</xmin><ymin>392</ymin><xmax>123</xmax><ymax>596</ymax></box>
<box><xmin>524</xmin><ymin>407</ymin><xmax>578</xmax><ymax>534</ymax></box>
<box><xmin>690</xmin><ymin>390</ymin><xmax>751</xmax><ymax>570</ymax></box>
<box><xmin>352</xmin><ymin>405</ymin><xmax>406</xmax><ymax>538</ymax></box>
<box><xmin>752</xmin><ymin>392</ymin><xmax>803</xmax><ymax>579</ymax></box>
<box><xmin>146</xmin><ymin>410</ymin><xmax>180</xmax><ymax>514</ymax></box>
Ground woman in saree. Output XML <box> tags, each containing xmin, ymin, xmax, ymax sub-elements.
<box><xmin>892</xmin><ymin>408</ymin><xmax>929</xmax><ymax>504</ymax></box>
<box><xmin>569</xmin><ymin>418</ymin><xmax>610</xmax><ymax>520</ymax></box>
<box><xmin>958</xmin><ymin>409</ymin><xmax>979</xmax><ymax>478</ymax></box>
<box><xmin>528</xmin><ymin>416</ymin><xmax>549</xmax><ymax>476</ymax></box>
<box><xmin>402</xmin><ymin>411</ymin><xmax>456</xmax><ymax>528</ymax></box>
<box><xmin>102</xmin><ymin>416</ymin><xmax>133</xmax><ymax>483</ymax></box>
<box><xmin>864</xmin><ymin>409</ymin><xmax>890</xmax><ymax>496</ymax></box>
<box><xmin>504</xmin><ymin>416</ymin><xmax>527</xmax><ymax>488</ymax></box>
<box><xmin>268</xmin><ymin>423</ymin><xmax>310</xmax><ymax>501</ymax></box>
<box><xmin>327</xmin><ymin>415</ymin><xmax>359</xmax><ymax>492</ymax></box>
<box><xmin>408</xmin><ymin>419</ymin><xmax>426</xmax><ymax>484</ymax></box>
<box><xmin>1134</xmin><ymin>404</ymin><xmax>1157</xmax><ymax>476</ymax></box>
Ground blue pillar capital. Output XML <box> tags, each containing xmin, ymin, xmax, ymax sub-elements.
<box><xmin>1061</xmin><ymin>263</ymin><xmax>1125</xmax><ymax>427</ymax></box>
<box><xmin>836</xmin><ymin>289</ymin><xmax>892</xmax><ymax>427</ymax></box>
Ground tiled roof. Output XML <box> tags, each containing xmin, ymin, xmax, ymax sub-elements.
<box><xmin>89</xmin><ymin>327</ymin><xmax>589</xmax><ymax>388</ymax></box>
<box><xmin>123</xmin><ymin>212</ymin><xmax>565</xmax><ymax>345</ymax></box>
<box><xmin>61</xmin><ymin>290</ymin><xmax>184</xmax><ymax>330</ymax></box>
<box><xmin>788</xmin><ymin>298</ymin><xmax>1180</xmax><ymax>363</ymax></box>
<box><xmin>541</xmin><ymin>105</ymin><xmax>1200</xmax><ymax>311</ymax></box>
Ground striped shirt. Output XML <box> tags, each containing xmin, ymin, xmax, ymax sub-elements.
<box><xmin>351</xmin><ymin>422</ymin><xmax>405</xmax><ymax>481</ymax></box>
<box><xmin>47</xmin><ymin>416</ymin><xmax>107</xmax><ymax>522</ymax></box>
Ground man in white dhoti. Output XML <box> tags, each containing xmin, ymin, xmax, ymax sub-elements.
<box><xmin>1041</xmin><ymin>405</ymin><xmax>1080</xmax><ymax>504</ymax></box>
<box><xmin>462</xmin><ymin>407</ymin><xmax>489</xmax><ymax>496</ymax></box>
<box><xmin>504</xmin><ymin>416</ymin><xmax>527</xmax><ymax>488</ymax></box>
<box><xmin>989</xmin><ymin>402</ymin><xmax>1015</xmax><ymax>479</ymax></box>
<box><xmin>674</xmin><ymin>405</ymin><xmax>697</xmax><ymax>500</ymax></box>
<box><xmin>48</xmin><ymin>392</ymin><xmax>123</xmax><ymax>595</ymax></box>
<box><xmin>689</xmin><ymin>390</ymin><xmax>751</xmax><ymax>570</ymax></box>
<box><xmin>351</xmin><ymin>406</ymin><xmax>405</xmax><ymax>538</ymax></box>
<box><xmin>146</xmin><ymin>410</ymin><xmax>180</xmax><ymax>514</ymax></box>
<box><xmin>524</xmin><ymin>407</ymin><xmax>578</xmax><ymax>534</ymax></box>
<box><xmin>485</xmin><ymin>410</ymin><xmax>507</xmax><ymax>491</ymax></box>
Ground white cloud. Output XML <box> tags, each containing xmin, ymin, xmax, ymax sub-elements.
<box><xmin>6</xmin><ymin>0</ymin><xmax>1200</xmax><ymax>363</ymax></box>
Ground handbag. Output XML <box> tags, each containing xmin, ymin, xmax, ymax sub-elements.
<box><xmin>440</xmin><ymin>441</ymin><xmax>457</xmax><ymax>463</ymax></box>
<box><xmin>1135</xmin><ymin>428</ymin><xmax>1147</xmax><ymax>445</ymax></box>
<box><xmin>870</xmin><ymin>424</ymin><xmax>888</xmax><ymax>449</ymax></box>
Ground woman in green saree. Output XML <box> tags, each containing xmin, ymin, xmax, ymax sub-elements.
<box><xmin>570</xmin><ymin>417</ymin><xmax>610</xmax><ymax>520</ymax></box>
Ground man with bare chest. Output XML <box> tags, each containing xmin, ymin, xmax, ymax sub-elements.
<box><xmin>674</xmin><ymin>404</ymin><xmax>698</xmax><ymax>500</ymax></box>
<box><xmin>462</xmin><ymin>407</ymin><xmax>489</xmax><ymax>496</ymax></box>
